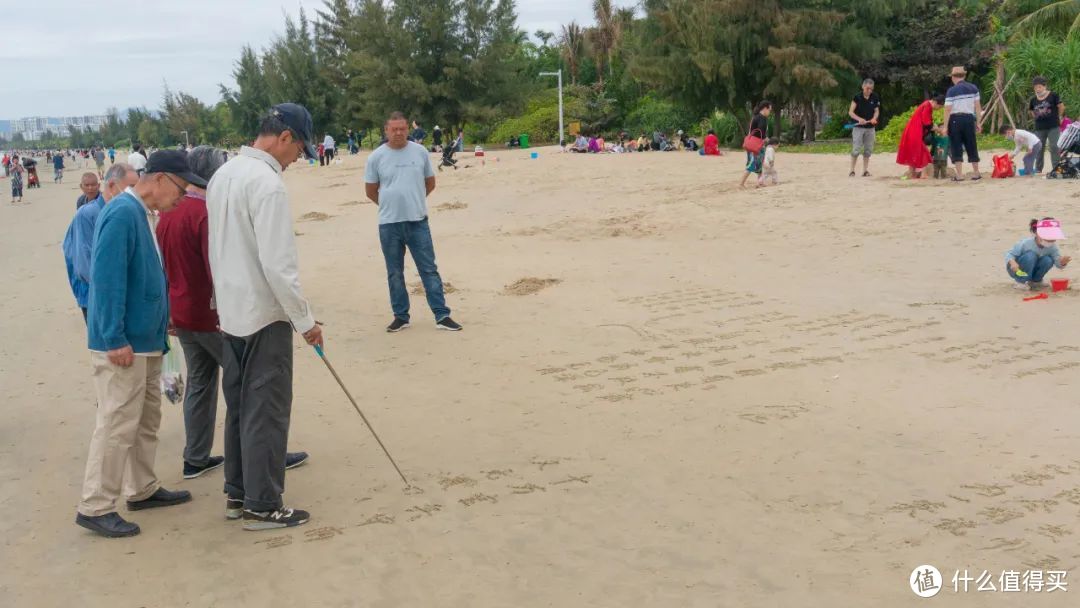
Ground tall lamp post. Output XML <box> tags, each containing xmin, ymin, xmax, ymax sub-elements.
<box><xmin>538</xmin><ymin>70</ymin><xmax>563</xmax><ymax>147</ymax></box>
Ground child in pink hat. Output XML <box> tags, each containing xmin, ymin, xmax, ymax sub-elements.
<box><xmin>1005</xmin><ymin>217</ymin><xmax>1072</xmax><ymax>290</ymax></box>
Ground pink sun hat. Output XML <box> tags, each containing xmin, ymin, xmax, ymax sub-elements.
<box><xmin>1035</xmin><ymin>219</ymin><xmax>1066</xmax><ymax>240</ymax></box>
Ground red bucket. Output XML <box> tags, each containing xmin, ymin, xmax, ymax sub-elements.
<box><xmin>1051</xmin><ymin>278</ymin><xmax>1070</xmax><ymax>292</ymax></box>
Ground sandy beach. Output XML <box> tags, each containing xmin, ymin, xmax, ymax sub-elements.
<box><xmin>2</xmin><ymin>147</ymin><xmax>1080</xmax><ymax>606</ymax></box>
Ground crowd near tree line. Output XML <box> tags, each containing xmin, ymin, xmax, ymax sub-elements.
<box><xmin>0</xmin><ymin>0</ymin><xmax>1078</xmax><ymax>154</ymax></box>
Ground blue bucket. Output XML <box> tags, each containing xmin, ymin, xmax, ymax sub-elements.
<box><xmin>530</xmin><ymin>152</ymin><xmax>538</xmax><ymax>159</ymax></box>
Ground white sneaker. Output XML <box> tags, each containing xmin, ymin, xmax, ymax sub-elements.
<box><xmin>1013</xmin><ymin>282</ymin><xmax>1031</xmax><ymax>291</ymax></box>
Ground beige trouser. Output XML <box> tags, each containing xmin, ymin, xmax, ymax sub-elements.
<box><xmin>77</xmin><ymin>353</ymin><xmax>163</xmax><ymax>517</ymax></box>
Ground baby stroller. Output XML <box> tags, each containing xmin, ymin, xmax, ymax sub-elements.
<box><xmin>1050</xmin><ymin>122</ymin><xmax>1080</xmax><ymax>179</ymax></box>
<box><xmin>24</xmin><ymin>159</ymin><xmax>40</xmax><ymax>188</ymax></box>
<box><xmin>438</xmin><ymin>145</ymin><xmax>458</xmax><ymax>171</ymax></box>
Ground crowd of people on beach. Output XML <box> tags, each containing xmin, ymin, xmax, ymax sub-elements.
<box><xmin>43</xmin><ymin>103</ymin><xmax>463</xmax><ymax>539</ymax></box>
<box><xmin>889</xmin><ymin>68</ymin><xmax>1072</xmax><ymax>181</ymax></box>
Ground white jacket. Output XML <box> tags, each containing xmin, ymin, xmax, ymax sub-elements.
<box><xmin>207</xmin><ymin>146</ymin><xmax>315</xmax><ymax>337</ymax></box>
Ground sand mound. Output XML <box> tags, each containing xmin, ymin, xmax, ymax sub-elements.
<box><xmin>501</xmin><ymin>277</ymin><xmax>561</xmax><ymax>296</ymax></box>
<box><xmin>409</xmin><ymin>281</ymin><xmax>458</xmax><ymax>295</ymax></box>
<box><xmin>435</xmin><ymin>202</ymin><xmax>468</xmax><ymax>212</ymax></box>
<box><xmin>299</xmin><ymin>212</ymin><xmax>333</xmax><ymax>221</ymax></box>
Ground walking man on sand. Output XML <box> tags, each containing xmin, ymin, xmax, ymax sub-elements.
<box><xmin>323</xmin><ymin>132</ymin><xmax>335</xmax><ymax>164</ymax></box>
<box><xmin>943</xmin><ymin>66</ymin><xmax>983</xmax><ymax>181</ymax></box>
<box><xmin>93</xmin><ymin>147</ymin><xmax>106</xmax><ymax>179</ymax></box>
<box><xmin>63</xmin><ymin>165</ymin><xmax>138</xmax><ymax>321</ymax></box>
<box><xmin>207</xmin><ymin>103</ymin><xmax>323</xmax><ymax>531</ymax></box>
<box><xmin>365</xmin><ymin>111</ymin><xmax>462</xmax><ymax>333</ymax></box>
<box><xmin>75</xmin><ymin>151</ymin><xmax>207</xmax><ymax>538</ymax></box>
<box><xmin>128</xmin><ymin>144</ymin><xmax>148</xmax><ymax>176</ymax></box>
<box><xmin>848</xmin><ymin>78</ymin><xmax>880</xmax><ymax>177</ymax></box>
<box><xmin>157</xmin><ymin>146</ymin><xmax>310</xmax><ymax>481</ymax></box>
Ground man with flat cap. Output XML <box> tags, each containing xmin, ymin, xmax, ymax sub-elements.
<box><xmin>207</xmin><ymin>103</ymin><xmax>324</xmax><ymax>530</ymax></box>
<box><xmin>75</xmin><ymin>150</ymin><xmax>207</xmax><ymax>538</ymax></box>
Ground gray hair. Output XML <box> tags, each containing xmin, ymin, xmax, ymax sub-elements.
<box><xmin>862</xmin><ymin>78</ymin><xmax>875</xmax><ymax>87</ymax></box>
<box><xmin>187</xmin><ymin>145</ymin><xmax>226</xmax><ymax>182</ymax></box>
<box><xmin>103</xmin><ymin>162</ymin><xmax>131</xmax><ymax>186</ymax></box>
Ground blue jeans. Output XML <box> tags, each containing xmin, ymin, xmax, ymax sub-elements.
<box><xmin>379</xmin><ymin>218</ymin><xmax>450</xmax><ymax>322</ymax></box>
<box><xmin>1007</xmin><ymin>250</ymin><xmax>1054</xmax><ymax>284</ymax></box>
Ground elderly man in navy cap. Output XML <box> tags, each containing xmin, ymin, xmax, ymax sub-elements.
<box><xmin>76</xmin><ymin>150</ymin><xmax>207</xmax><ymax>538</ymax></box>
<box><xmin>207</xmin><ymin>103</ymin><xmax>323</xmax><ymax>531</ymax></box>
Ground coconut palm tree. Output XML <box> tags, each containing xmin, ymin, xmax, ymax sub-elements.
<box><xmin>1010</xmin><ymin>0</ymin><xmax>1080</xmax><ymax>40</ymax></box>
<box><xmin>560</xmin><ymin>21</ymin><xmax>587</xmax><ymax>85</ymax></box>
<box><xmin>590</xmin><ymin>0</ymin><xmax>618</xmax><ymax>83</ymax></box>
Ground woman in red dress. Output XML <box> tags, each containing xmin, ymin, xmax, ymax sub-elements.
<box><xmin>896</xmin><ymin>94</ymin><xmax>945</xmax><ymax>179</ymax></box>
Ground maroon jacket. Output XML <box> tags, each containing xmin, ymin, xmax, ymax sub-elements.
<box><xmin>156</xmin><ymin>192</ymin><xmax>219</xmax><ymax>332</ymax></box>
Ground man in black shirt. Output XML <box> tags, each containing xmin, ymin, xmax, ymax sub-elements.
<box><xmin>1029</xmin><ymin>76</ymin><xmax>1066</xmax><ymax>173</ymax></box>
<box><xmin>848</xmin><ymin>78</ymin><xmax>881</xmax><ymax>177</ymax></box>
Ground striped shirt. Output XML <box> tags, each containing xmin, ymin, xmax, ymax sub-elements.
<box><xmin>945</xmin><ymin>81</ymin><xmax>980</xmax><ymax>115</ymax></box>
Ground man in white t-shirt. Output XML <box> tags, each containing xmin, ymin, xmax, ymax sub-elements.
<box><xmin>322</xmin><ymin>133</ymin><xmax>335</xmax><ymax>163</ymax></box>
<box><xmin>364</xmin><ymin>111</ymin><xmax>461</xmax><ymax>333</ymax></box>
<box><xmin>127</xmin><ymin>144</ymin><xmax>148</xmax><ymax>175</ymax></box>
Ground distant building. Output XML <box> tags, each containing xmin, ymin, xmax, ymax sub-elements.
<box><xmin>8</xmin><ymin>115</ymin><xmax>108</xmax><ymax>141</ymax></box>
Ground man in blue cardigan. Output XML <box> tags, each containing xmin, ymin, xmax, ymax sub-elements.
<box><xmin>76</xmin><ymin>150</ymin><xmax>208</xmax><ymax>538</ymax></box>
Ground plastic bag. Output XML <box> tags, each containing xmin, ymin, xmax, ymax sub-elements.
<box><xmin>991</xmin><ymin>154</ymin><xmax>1014</xmax><ymax>179</ymax></box>
<box><xmin>161</xmin><ymin>337</ymin><xmax>185</xmax><ymax>404</ymax></box>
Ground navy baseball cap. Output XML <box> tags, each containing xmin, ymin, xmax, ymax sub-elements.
<box><xmin>271</xmin><ymin>103</ymin><xmax>317</xmax><ymax>159</ymax></box>
<box><xmin>145</xmin><ymin>150</ymin><xmax>207</xmax><ymax>188</ymax></box>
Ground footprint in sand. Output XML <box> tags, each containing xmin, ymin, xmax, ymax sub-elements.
<box><xmin>298</xmin><ymin>212</ymin><xmax>333</xmax><ymax>222</ymax></box>
<box><xmin>501</xmin><ymin>277</ymin><xmax>561</xmax><ymax>296</ymax></box>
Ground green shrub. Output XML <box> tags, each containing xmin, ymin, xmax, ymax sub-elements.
<box><xmin>705</xmin><ymin>112</ymin><xmax>741</xmax><ymax>147</ymax></box>
<box><xmin>878</xmin><ymin>103</ymin><xmax>944</xmax><ymax>148</ymax></box>
<box><xmin>624</xmin><ymin>94</ymin><xmax>698</xmax><ymax>136</ymax></box>
<box><xmin>818</xmin><ymin>115</ymin><xmax>850</xmax><ymax>140</ymax></box>
<box><xmin>489</xmin><ymin>106</ymin><xmax>561</xmax><ymax>145</ymax></box>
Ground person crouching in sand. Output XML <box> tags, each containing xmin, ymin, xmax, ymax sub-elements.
<box><xmin>1006</xmin><ymin>217</ymin><xmax>1071</xmax><ymax>291</ymax></box>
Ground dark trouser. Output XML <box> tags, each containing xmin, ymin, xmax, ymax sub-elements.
<box><xmin>948</xmin><ymin>114</ymin><xmax>979</xmax><ymax>163</ymax></box>
<box><xmin>319</xmin><ymin>154</ymin><xmax>325</xmax><ymax>166</ymax></box>
<box><xmin>1033</xmin><ymin>127</ymin><xmax>1061</xmax><ymax>172</ymax></box>
<box><xmin>1022</xmin><ymin>143</ymin><xmax>1043</xmax><ymax>175</ymax></box>
<box><xmin>379</xmin><ymin>218</ymin><xmax>450</xmax><ymax>322</ymax></box>
<box><xmin>176</xmin><ymin>329</ymin><xmax>224</xmax><ymax>468</ymax></box>
<box><xmin>325</xmin><ymin>148</ymin><xmax>335</xmax><ymax>162</ymax></box>
<box><xmin>221</xmin><ymin>321</ymin><xmax>293</xmax><ymax>512</ymax></box>
<box><xmin>933</xmin><ymin>160</ymin><xmax>948</xmax><ymax>179</ymax></box>
<box><xmin>1008</xmin><ymin>251</ymin><xmax>1055</xmax><ymax>284</ymax></box>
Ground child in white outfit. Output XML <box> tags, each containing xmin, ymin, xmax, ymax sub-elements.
<box><xmin>758</xmin><ymin>139</ymin><xmax>779</xmax><ymax>186</ymax></box>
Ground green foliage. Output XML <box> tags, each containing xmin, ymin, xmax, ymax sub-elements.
<box><xmin>489</xmin><ymin>105</ymin><xmax>562</xmax><ymax>144</ymax></box>
<box><xmin>877</xmin><ymin>104</ymin><xmax>944</xmax><ymax>148</ymax></box>
<box><xmin>1003</xmin><ymin>33</ymin><xmax>1080</xmax><ymax>124</ymax></box>
<box><xmin>819</xmin><ymin>116</ymin><xmax>850</xmax><ymax>140</ymax></box>
<box><xmin>705</xmin><ymin>112</ymin><xmax>742</xmax><ymax>146</ymax></box>
<box><xmin>624</xmin><ymin>94</ymin><xmax>697</xmax><ymax>135</ymax></box>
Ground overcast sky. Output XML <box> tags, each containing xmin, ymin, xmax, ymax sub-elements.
<box><xmin>0</xmin><ymin>0</ymin><xmax>637</xmax><ymax>119</ymax></box>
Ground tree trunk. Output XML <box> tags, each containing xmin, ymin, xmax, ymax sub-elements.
<box><xmin>804</xmin><ymin>102</ymin><xmax>817</xmax><ymax>143</ymax></box>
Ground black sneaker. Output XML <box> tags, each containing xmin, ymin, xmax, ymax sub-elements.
<box><xmin>386</xmin><ymin>318</ymin><xmax>410</xmax><ymax>332</ymax></box>
<box><xmin>126</xmin><ymin>487</ymin><xmax>192</xmax><ymax>511</ymax></box>
<box><xmin>436</xmin><ymin>317</ymin><xmax>463</xmax><ymax>331</ymax></box>
<box><xmin>183</xmin><ymin>455</ymin><xmax>225</xmax><ymax>479</ymax></box>
<box><xmin>242</xmin><ymin>506</ymin><xmax>310</xmax><ymax>531</ymax></box>
<box><xmin>75</xmin><ymin>512</ymin><xmax>140</xmax><ymax>538</ymax></box>
<box><xmin>285</xmin><ymin>451</ymin><xmax>309</xmax><ymax>470</ymax></box>
<box><xmin>225</xmin><ymin>498</ymin><xmax>244</xmax><ymax>520</ymax></box>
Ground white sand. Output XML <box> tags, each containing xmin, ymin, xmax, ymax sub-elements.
<box><xmin>2</xmin><ymin>148</ymin><xmax>1079</xmax><ymax>606</ymax></box>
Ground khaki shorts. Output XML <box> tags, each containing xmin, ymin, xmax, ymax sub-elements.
<box><xmin>852</xmin><ymin>126</ymin><xmax>875</xmax><ymax>157</ymax></box>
